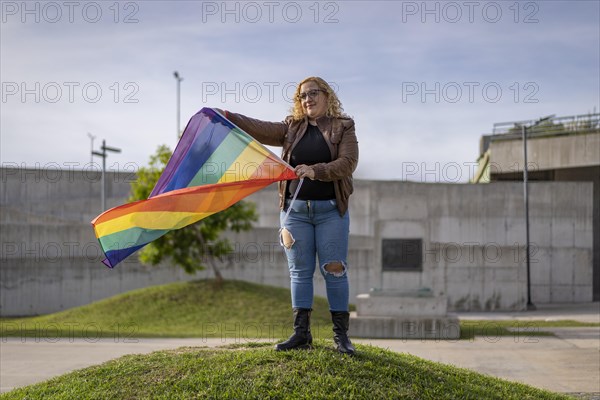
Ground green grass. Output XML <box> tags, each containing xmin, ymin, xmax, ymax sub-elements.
<box><xmin>0</xmin><ymin>280</ymin><xmax>337</xmax><ymax>340</ymax></box>
<box><xmin>1</xmin><ymin>281</ymin><xmax>589</xmax><ymax>398</ymax></box>
<box><xmin>0</xmin><ymin>341</ymin><xmax>572</xmax><ymax>400</ymax></box>
<box><xmin>2</xmin><ymin>279</ymin><xmax>597</xmax><ymax>341</ymax></box>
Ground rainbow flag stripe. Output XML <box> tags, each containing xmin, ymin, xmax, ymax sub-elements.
<box><xmin>91</xmin><ymin>108</ymin><xmax>295</xmax><ymax>268</ymax></box>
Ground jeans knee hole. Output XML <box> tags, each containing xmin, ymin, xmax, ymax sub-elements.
<box><xmin>323</xmin><ymin>262</ymin><xmax>346</xmax><ymax>277</ymax></box>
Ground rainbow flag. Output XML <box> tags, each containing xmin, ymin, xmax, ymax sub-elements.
<box><xmin>91</xmin><ymin>107</ymin><xmax>296</xmax><ymax>268</ymax></box>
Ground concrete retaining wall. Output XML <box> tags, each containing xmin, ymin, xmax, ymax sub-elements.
<box><xmin>0</xmin><ymin>168</ymin><xmax>593</xmax><ymax>316</ymax></box>
<box><xmin>367</xmin><ymin>181</ymin><xmax>593</xmax><ymax>310</ymax></box>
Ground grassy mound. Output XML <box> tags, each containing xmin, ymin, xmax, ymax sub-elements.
<box><xmin>0</xmin><ymin>280</ymin><xmax>336</xmax><ymax>340</ymax></box>
<box><xmin>2</xmin><ymin>279</ymin><xmax>596</xmax><ymax>341</ymax></box>
<box><xmin>0</xmin><ymin>342</ymin><xmax>570</xmax><ymax>399</ymax></box>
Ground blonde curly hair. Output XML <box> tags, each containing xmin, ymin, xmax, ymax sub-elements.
<box><xmin>290</xmin><ymin>77</ymin><xmax>345</xmax><ymax>120</ymax></box>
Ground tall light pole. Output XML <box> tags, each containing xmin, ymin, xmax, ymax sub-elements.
<box><xmin>522</xmin><ymin>114</ymin><xmax>552</xmax><ymax>311</ymax></box>
<box><xmin>173</xmin><ymin>71</ymin><xmax>183</xmax><ymax>138</ymax></box>
<box><xmin>522</xmin><ymin>124</ymin><xmax>534</xmax><ymax>310</ymax></box>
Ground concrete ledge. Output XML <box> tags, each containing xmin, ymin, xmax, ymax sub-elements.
<box><xmin>350</xmin><ymin>312</ymin><xmax>460</xmax><ymax>339</ymax></box>
<box><xmin>356</xmin><ymin>293</ymin><xmax>448</xmax><ymax>317</ymax></box>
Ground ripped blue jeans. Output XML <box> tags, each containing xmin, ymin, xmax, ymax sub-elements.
<box><xmin>280</xmin><ymin>198</ymin><xmax>350</xmax><ymax>312</ymax></box>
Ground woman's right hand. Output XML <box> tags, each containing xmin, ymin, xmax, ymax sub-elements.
<box><xmin>295</xmin><ymin>164</ymin><xmax>315</xmax><ymax>180</ymax></box>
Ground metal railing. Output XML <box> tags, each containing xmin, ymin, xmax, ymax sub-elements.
<box><xmin>491</xmin><ymin>112</ymin><xmax>600</xmax><ymax>136</ymax></box>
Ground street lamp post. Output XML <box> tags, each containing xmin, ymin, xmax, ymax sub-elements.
<box><xmin>522</xmin><ymin>115</ymin><xmax>553</xmax><ymax>310</ymax></box>
<box><xmin>522</xmin><ymin>124</ymin><xmax>534</xmax><ymax>310</ymax></box>
<box><xmin>92</xmin><ymin>139</ymin><xmax>122</xmax><ymax>211</ymax></box>
<box><xmin>173</xmin><ymin>71</ymin><xmax>183</xmax><ymax>138</ymax></box>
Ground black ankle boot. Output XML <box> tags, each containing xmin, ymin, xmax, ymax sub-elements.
<box><xmin>275</xmin><ymin>308</ymin><xmax>313</xmax><ymax>351</ymax></box>
<box><xmin>331</xmin><ymin>311</ymin><xmax>355</xmax><ymax>355</ymax></box>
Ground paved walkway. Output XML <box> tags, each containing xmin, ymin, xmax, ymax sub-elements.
<box><xmin>1</xmin><ymin>303</ymin><xmax>599</xmax><ymax>395</ymax></box>
<box><xmin>456</xmin><ymin>302</ymin><xmax>600</xmax><ymax>324</ymax></box>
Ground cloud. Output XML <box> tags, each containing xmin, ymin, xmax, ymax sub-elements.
<box><xmin>1</xmin><ymin>0</ymin><xmax>598</xmax><ymax>182</ymax></box>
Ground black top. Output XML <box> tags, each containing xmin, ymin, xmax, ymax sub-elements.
<box><xmin>287</xmin><ymin>124</ymin><xmax>336</xmax><ymax>200</ymax></box>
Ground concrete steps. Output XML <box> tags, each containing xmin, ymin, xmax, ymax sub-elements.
<box><xmin>350</xmin><ymin>292</ymin><xmax>460</xmax><ymax>339</ymax></box>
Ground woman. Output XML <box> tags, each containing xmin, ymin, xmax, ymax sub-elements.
<box><xmin>222</xmin><ymin>77</ymin><xmax>358</xmax><ymax>355</ymax></box>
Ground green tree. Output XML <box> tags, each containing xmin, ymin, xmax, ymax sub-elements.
<box><xmin>129</xmin><ymin>145</ymin><xmax>258</xmax><ymax>283</ymax></box>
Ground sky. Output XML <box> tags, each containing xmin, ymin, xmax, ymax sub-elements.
<box><xmin>1</xmin><ymin>0</ymin><xmax>599</xmax><ymax>183</ymax></box>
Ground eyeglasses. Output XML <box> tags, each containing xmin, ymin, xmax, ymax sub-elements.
<box><xmin>297</xmin><ymin>89</ymin><xmax>324</xmax><ymax>101</ymax></box>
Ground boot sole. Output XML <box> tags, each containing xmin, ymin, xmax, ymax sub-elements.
<box><xmin>335</xmin><ymin>344</ymin><xmax>356</xmax><ymax>356</ymax></box>
<box><xmin>274</xmin><ymin>343</ymin><xmax>312</xmax><ymax>351</ymax></box>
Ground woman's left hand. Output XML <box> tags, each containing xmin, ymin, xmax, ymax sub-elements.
<box><xmin>294</xmin><ymin>164</ymin><xmax>315</xmax><ymax>180</ymax></box>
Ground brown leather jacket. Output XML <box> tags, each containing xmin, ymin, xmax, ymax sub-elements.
<box><xmin>225</xmin><ymin>110</ymin><xmax>359</xmax><ymax>216</ymax></box>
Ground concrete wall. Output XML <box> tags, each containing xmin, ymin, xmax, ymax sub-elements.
<box><xmin>367</xmin><ymin>181</ymin><xmax>594</xmax><ymax>309</ymax></box>
<box><xmin>487</xmin><ymin>131</ymin><xmax>599</xmax><ymax>301</ymax></box>
<box><xmin>0</xmin><ymin>168</ymin><xmax>594</xmax><ymax>316</ymax></box>
<box><xmin>488</xmin><ymin>131</ymin><xmax>599</xmax><ymax>172</ymax></box>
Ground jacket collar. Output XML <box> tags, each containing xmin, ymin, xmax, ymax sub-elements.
<box><xmin>288</xmin><ymin>115</ymin><xmax>335</xmax><ymax>159</ymax></box>
<box><xmin>307</xmin><ymin>115</ymin><xmax>336</xmax><ymax>158</ymax></box>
